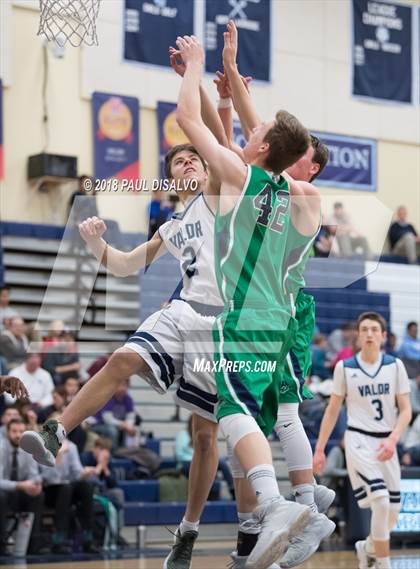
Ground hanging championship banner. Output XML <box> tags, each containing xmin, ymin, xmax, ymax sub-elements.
<box><xmin>157</xmin><ymin>101</ymin><xmax>189</xmax><ymax>178</ymax></box>
<box><xmin>125</xmin><ymin>0</ymin><xmax>194</xmax><ymax>68</ymax></box>
<box><xmin>0</xmin><ymin>79</ymin><xmax>3</xmax><ymax>180</ymax></box>
<box><xmin>352</xmin><ymin>0</ymin><xmax>413</xmax><ymax>104</ymax></box>
<box><xmin>205</xmin><ymin>0</ymin><xmax>271</xmax><ymax>82</ymax></box>
<box><xmin>93</xmin><ymin>92</ymin><xmax>140</xmax><ymax>181</ymax></box>
<box><xmin>313</xmin><ymin>133</ymin><xmax>377</xmax><ymax>192</ymax></box>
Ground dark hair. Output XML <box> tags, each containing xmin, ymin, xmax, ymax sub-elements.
<box><xmin>64</xmin><ymin>376</ymin><xmax>79</xmax><ymax>383</ymax></box>
<box><xmin>263</xmin><ymin>110</ymin><xmax>310</xmax><ymax>175</ymax></box>
<box><xmin>407</xmin><ymin>321</ymin><xmax>417</xmax><ymax>330</ymax></box>
<box><xmin>341</xmin><ymin>321</ymin><xmax>356</xmax><ymax>331</ymax></box>
<box><xmin>309</xmin><ymin>135</ymin><xmax>329</xmax><ymax>182</ymax></box>
<box><xmin>53</xmin><ymin>385</ymin><xmax>67</xmax><ymax>398</ymax></box>
<box><xmin>7</xmin><ymin>418</ymin><xmax>25</xmax><ymax>431</ymax></box>
<box><xmin>357</xmin><ymin>312</ymin><xmax>387</xmax><ymax>332</ymax></box>
<box><xmin>164</xmin><ymin>144</ymin><xmax>207</xmax><ymax>179</ymax></box>
<box><xmin>0</xmin><ymin>286</ymin><xmax>10</xmax><ymax>292</ymax></box>
<box><xmin>334</xmin><ymin>202</ymin><xmax>343</xmax><ymax>209</ymax></box>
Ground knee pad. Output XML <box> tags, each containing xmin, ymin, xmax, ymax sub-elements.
<box><xmin>275</xmin><ymin>405</ymin><xmax>313</xmax><ymax>471</ymax></box>
<box><xmin>227</xmin><ymin>441</ymin><xmax>245</xmax><ymax>479</ymax></box>
<box><xmin>371</xmin><ymin>495</ymin><xmax>390</xmax><ymax>541</ymax></box>
<box><xmin>219</xmin><ymin>414</ymin><xmax>261</xmax><ymax>450</ymax></box>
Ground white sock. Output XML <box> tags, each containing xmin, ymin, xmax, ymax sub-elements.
<box><xmin>237</xmin><ymin>511</ymin><xmax>253</xmax><ymax>525</ymax></box>
<box><xmin>246</xmin><ymin>464</ymin><xmax>280</xmax><ymax>505</ymax></box>
<box><xmin>179</xmin><ymin>517</ymin><xmax>199</xmax><ymax>535</ymax></box>
<box><xmin>293</xmin><ymin>484</ymin><xmax>317</xmax><ymax>513</ymax></box>
<box><xmin>55</xmin><ymin>422</ymin><xmax>66</xmax><ymax>444</ymax></box>
<box><xmin>376</xmin><ymin>557</ymin><xmax>391</xmax><ymax>569</ymax></box>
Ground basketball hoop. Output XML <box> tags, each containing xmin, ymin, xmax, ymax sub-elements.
<box><xmin>38</xmin><ymin>0</ymin><xmax>101</xmax><ymax>47</ymax></box>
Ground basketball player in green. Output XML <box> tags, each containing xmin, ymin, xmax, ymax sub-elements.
<box><xmin>175</xmin><ymin>34</ymin><xmax>330</xmax><ymax>569</ymax></box>
<box><xmin>215</xmin><ymin>21</ymin><xmax>335</xmax><ymax>567</ymax></box>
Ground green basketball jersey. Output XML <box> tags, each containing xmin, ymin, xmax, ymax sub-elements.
<box><xmin>215</xmin><ymin>165</ymin><xmax>291</xmax><ymax>308</ymax></box>
<box><xmin>282</xmin><ymin>219</ymin><xmax>319</xmax><ymax>302</ymax></box>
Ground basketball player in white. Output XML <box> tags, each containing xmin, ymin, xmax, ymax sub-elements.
<box><xmin>313</xmin><ymin>312</ymin><xmax>412</xmax><ymax>569</ymax></box>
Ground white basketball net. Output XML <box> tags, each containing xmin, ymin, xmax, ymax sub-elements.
<box><xmin>38</xmin><ymin>0</ymin><xmax>101</xmax><ymax>47</ymax></box>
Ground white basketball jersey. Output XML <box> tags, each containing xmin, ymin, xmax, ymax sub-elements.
<box><xmin>159</xmin><ymin>193</ymin><xmax>223</xmax><ymax>307</ymax></box>
<box><xmin>332</xmin><ymin>353</ymin><xmax>410</xmax><ymax>434</ymax></box>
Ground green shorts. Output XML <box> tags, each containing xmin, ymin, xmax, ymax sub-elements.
<box><xmin>277</xmin><ymin>290</ymin><xmax>315</xmax><ymax>404</ymax></box>
<box><xmin>258</xmin><ymin>291</ymin><xmax>314</xmax><ymax>435</ymax></box>
<box><xmin>213</xmin><ymin>306</ymin><xmax>297</xmax><ymax>436</ymax></box>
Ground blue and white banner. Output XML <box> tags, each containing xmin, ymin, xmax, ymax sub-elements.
<box><xmin>313</xmin><ymin>133</ymin><xmax>377</xmax><ymax>192</ymax></box>
<box><xmin>205</xmin><ymin>0</ymin><xmax>271</xmax><ymax>82</ymax></box>
<box><xmin>124</xmin><ymin>0</ymin><xmax>194</xmax><ymax>68</ymax></box>
<box><xmin>352</xmin><ymin>0</ymin><xmax>413</xmax><ymax>104</ymax></box>
<box><xmin>93</xmin><ymin>92</ymin><xmax>140</xmax><ymax>181</ymax></box>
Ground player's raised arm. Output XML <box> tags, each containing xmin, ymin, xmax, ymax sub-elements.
<box><xmin>222</xmin><ymin>20</ymin><xmax>261</xmax><ymax>138</ymax></box>
<box><xmin>175</xmin><ymin>35</ymin><xmax>247</xmax><ymax>192</ymax></box>
<box><xmin>169</xmin><ymin>46</ymin><xmax>229</xmax><ymax>148</ymax></box>
<box><xmin>214</xmin><ymin>70</ymin><xmax>250</xmax><ymax>161</ymax></box>
<box><xmin>79</xmin><ymin>217</ymin><xmax>167</xmax><ymax>277</ymax></box>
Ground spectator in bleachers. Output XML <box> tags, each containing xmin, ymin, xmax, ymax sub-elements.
<box><xmin>300</xmin><ymin>380</ymin><xmax>347</xmax><ymax>443</ymax></box>
<box><xmin>327</xmin><ymin>321</ymin><xmax>357</xmax><ymax>361</ymax></box>
<box><xmin>388</xmin><ymin>206</ymin><xmax>420</xmax><ymax>264</ymax></box>
<box><xmin>313</xmin><ymin>219</ymin><xmax>338</xmax><ymax>258</ymax></box>
<box><xmin>311</xmin><ymin>334</ymin><xmax>331</xmax><ymax>380</ymax></box>
<box><xmin>331</xmin><ymin>334</ymin><xmax>359</xmax><ymax>369</ymax></box>
<box><xmin>0</xmin><ymin>406</ymin><xmax>21</xmax><ymax>440</ymax></box>
<box><xmin>36</xmin><ymin>386</ymin><xmax>67</xmax><ymax>424</ymax></box>
<box><xmin>4</xmin><ymin>353</ymin><xmax>54</xmax><ymax>409</ymax></box>
<box><xmin>0</xmin><ymin>287</ymin><xmax>19</xmax><ymax>332</ymax></box>
<box><xmin>0</xmin><ymin>418</ymin><xmax>44</xmax><ymax>555</ymax></box>
<box><xmin>40</xmin><ymin>439</ymin><xmax>98</xmax><ymax>554</ymax></box>
<box><xmin>385</xmin><ymin>332</ymin><xmax>398</xmax><ymax>358</ymax></box>
<box><xmin>42</xmin><ymin>330</ymin><xmax>82</xmax><ymax>385</ymax></box>
<box><xmin>401</xmin><ymin>414</ymin><xmax>420</xmax><ymax>467</ymax></box>
<box><xmin>328</xmin><ymin>202</ymin><xmax>372</xmax><ymax>259</ymax></box>
<box><xmin>91</xmin><ymin>378</ymin><xmax>137</xmax><ymax>450</ymax></box>
<box><xmin>398</xmin><ymin>322</ymin><xmax>420</xmax><ymax>379</ymax></box>
<box><xmin>0</xmin><ymin>356</ymin><xmax>8</xmax><ymax>376</ymax></box>
<box><xmin>80</xmin><ymin>437</ymin><xmax>125</xmax><ymax>538</ymax></box>
<box><xmin>175</xmin><ymin>416</ymin><xmax>235</xmax><ymax>499</ymax></box>
<box><xmin>87</xmin><ymin>353</ymin><xmax>111</xmax><ymax>378</ymax></box>
<box><xmin>148</xmin><ymin>192</ymin><xmax>178</xmax><ymax>239</ymax></box>
<box><xmin>0</xmin><ymin>317</ymin><xmax>29</xmax><ymax>368</ymax></box>
<box><xmin>63</xmin><ymin>376</ymin><xmax>81</xmax><ymax>403</ymax></box>
<box><xmin>40</xmin><ymin>320</ymin><xmax>65</xmax><ymax>358</ymax></box>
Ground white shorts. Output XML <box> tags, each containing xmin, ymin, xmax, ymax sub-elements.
<box><xmin>124</xmin><ymin>299</ymin><xmax>218</xmax><ymax>422</ymax></box>
<box><xmin>344</xmin><ymin>430</ymin><xmax>401</xmax><ymax>509</ymax></box>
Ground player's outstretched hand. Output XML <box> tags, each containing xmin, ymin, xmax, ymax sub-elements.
<box><xmin>79</xmin><ymin>216</ymin><xmax>107</xmax><ymax>243</ymax></box>
<box><xmin>0</xmin><ymin>376</ymin><xmax>29</xmax><ymax>399</ymax></box>
<box><xmin>223</xmin><ymin>20</ymin><xmax>238</xmax><ymax>68</ymax></box>
<box><xmin>377</xmin><ymin>437</ymin><xmax>397</xmax><ymax>462</ymax></box>
<box><xmin>313</xmin><ymin>448</ymin><xmax>326</xmax><ymax>475</ymax></box>
<box><xmin>214</xmin><ymin>70</ymin><xmax>252</xmax><ymax>98</ymax></box>
<box><xmin>175</xmin><ymin>35</ymin><xmax>204</xmax><ymax>66</ymax></box>
<box><xmin>169</xmin><ymin>46</ymin><xmax>186</xmax><ymax>77</ymax></box>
